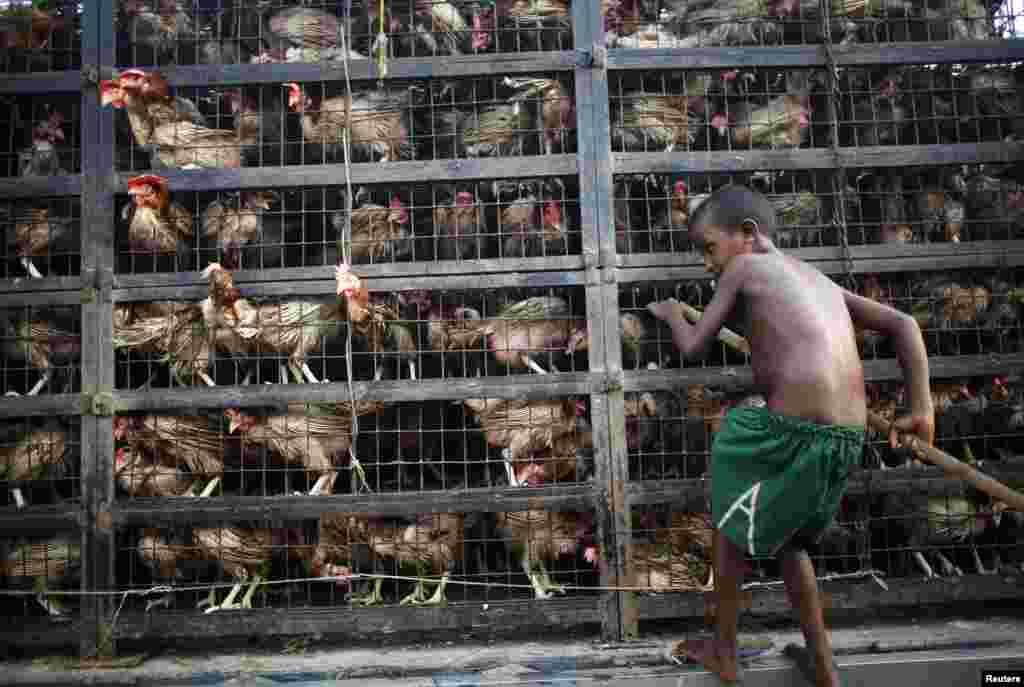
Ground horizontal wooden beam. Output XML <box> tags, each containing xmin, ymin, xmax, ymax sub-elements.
<box><xmin>607</xmin><ymin>39</ymin><xmax>1024</xmax><ymax>70</ymax></box>
<box><xmin>151</xmin><ymin>51</ymin><xmax>580</xmax><ymax>88</ymax></box>
<box><xmin>0</xmin><ymin>69</ymin><xmax>82</xmax><ymax>94</ymax></box>
<box><xmin>0</xmin><ymin>504</ymin><xmax>81</xmax><ymax>532</ymax></box>
<box><xmin>112</xmin><ymin>372</ymin><xmax>600</xmax><ymax>410</ymax></box>
<box><xmin>109</xmin><ymin>156</ymin><xmax>578</xmax><ymax>193</ymax></box>
<box><xmin>0</xmin><ymin>393</ymin><xmax>84</xmax><ymax>419</ymax></box>
<box><xmin>0</xmin><ymin>175</ymin><xmax>82</xmax><ymax>199</ymax></box>
<box><xmin>111</xmin><ymin>484</ymin><xmax>595</xmax><ymax>526</ymax></box>
<box><xmin>613</xmin><ymin>142</ymin><xmax>1024</xmax><ymax>175</ymax></box>
<box><xmin>109</xmin><ymin>596</ymin><xmax>600</xmax><ymax>641</ymax></box>
<box><xmin>626</xmin><ymin>464</ymin><xmax>1024</xmax><ymax>508</ymax></box>
<box><xmin>635</xmin><ymin>574</ymin><xmax>1024</xmax><ymax>622</ymax></box>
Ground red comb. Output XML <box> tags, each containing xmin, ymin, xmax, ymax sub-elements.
<box><xmin>455</xmin><ymin>191</ymin><xmax>474</xmax><ymax>206</ymax></box>
<box><xmin>127</xmin><ymin>175</ymin><xmax>166</xmax><ymax>189</ymax></box>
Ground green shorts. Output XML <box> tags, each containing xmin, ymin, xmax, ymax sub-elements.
<box><xmin>711</xmin><ymin>406</ymin><xmax>865</xmax><ymax>557</ymax></box>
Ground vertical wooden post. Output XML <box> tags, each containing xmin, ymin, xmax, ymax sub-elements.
<box><xmin>79</xmin><ymin>0</ymin><xmax>117</xmax><ymax>658</ymax></box>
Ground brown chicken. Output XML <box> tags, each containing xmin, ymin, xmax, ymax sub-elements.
<box><xmin>201</xmin><ymin>191</ymin><xmax>280</xmax><ymax>270</ymax></box>
<box><xmin>331</xmin><ymin>194</ymin><xmax>412</xmax><ymax>263</ymax></box>
<box><xmin>441</xmin><ymin>297</ymin><xmax>585</xmax><ymax>375</ymax></box>
<box><xmin>916</xmin><ymin>190</ymin><xmax>965</xmax><ymax>243</ymax></box>
<box><xmin>191</xmin><ymin>525</ymin><xmax>275</xmax><ymax>613</ymax></box>
<box><xmin>507</xmin><ymin>431</ymin><xmax>594</xmax><ymax>487</ymax></box>
<box><xmin>629</xmin><ymin>540</ymin><xmax>714</xmax><ymax>594</ymax></box>
<box><xmin>434</xmin><ymin>191</ymin><xmax>485</xmax><ymax>261</ymax></box>
<box><xmin>310</xmin><ymin>511</ymin><xmax>372</xmax><ymax>590</ymax></box>
<box><xmin>613</xmin><ymin>94</ymin><xmax>701</xmax><ymax>153</ymax></box>
<box><xmin>0</xmin><ymin>423</ymin><xmax>67</xmax><ymax>509</ymax></box>
<box><xmin>7</xmin><ymin>206</ymin><xmax>78</xmax><ymax>279</ymax></box>
<box><xmin>225</xmin><ymin>400</ymin><xmax>385</xmax><ymax>495</ymax></box>
<box><xmin>115</xmin><ymin>444</ymin><xmax>199</xmax><ymax>497</ymax></box>
<box><xmin>854</xmin><ymin>274</ymin><xmax>894</xmax><ymax>351</ymax></box>
<box><xmin>366</xmin><ymin>513</ymin><xmax>468</xmax><ymax>606</ymax></box>
<box><xmin>123</xmin><ymin>175</ymin><xmax>194</xmax><ymax>257</ymax></box>
<box><xmin>497</xmin><ymin>187</ymin><xmax>566</xmax><ymax>258</ymax></box>
<box><xmin>471</xmin><ymin>0</ymin><xmax>571</xmax><ymax>52</ymax></box>
<box><xmin>113</xmin><ymin>300</ymin><xmax>214</xmax><ymax>387</ymax></box>
<box><xmin>0</xmin><ymin>534</ymin><xmax>79</xmax><ymax>617</ymax></box>
<box><xmin>285</xmin><ymin>82</ymin><xmax>416</xmax><ymax>163</ymax></box>
<box><xmin>712</xmin><ymin>72</ymin><xmax>815</xmax><ymax>149</ymax></box>
<box><xmin>504</xmin><ymin>77</ymin><xmax>575</xmax><ymax>155</ymax></box>
<box><xmin>336</xmin><ymin>265</ymin><xmax>405</xmax><ymax>380</ymax></box>
<box><xmin>114</xmin><ymin>414</ymin><xmax>225</xmax><ymax>495</ymax></box>
<box><xmin>0</xmin><ymin>314</ymin><xmax>81</xmax><ymax>397</ymax></box>
<box><xmin>566</xmin><ymin>312</ymin><xmax>646</xmax><ymax>358</ymax></box>
<box><xmin>0</xmin><ymin>7</ymin><xmax>66</xmax><ymax>51</ymax></box>
<box><xmin>135</xmin><ymin>527</ymin><xmax>200</xmax><ymax>612</ymax></box>
<box><xmin>495</xmin><ymin>509</ymin><xmax>596</xmax><ymax>599</ymax></box>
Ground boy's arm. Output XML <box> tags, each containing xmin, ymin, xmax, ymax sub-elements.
<box><xmin>843</xmin><ymin>288</ymin><xmax>934</xmax><ymax>443</ymax></box>
<box><xmin>649</xmin><ymin>256</ymin><xmax>749</xmax><ymax>360</ymax></box>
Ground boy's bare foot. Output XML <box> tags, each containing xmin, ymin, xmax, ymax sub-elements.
<box><xmin>674</xmin><ymin>638</ymin><xmax>742</xmax><ymax>683</ymax></box>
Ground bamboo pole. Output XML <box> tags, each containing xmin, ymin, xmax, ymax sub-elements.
<box><xmin>679</xmin><ymin>302</ymin><xmax>1024</xmax><ymax>512</ymax></box>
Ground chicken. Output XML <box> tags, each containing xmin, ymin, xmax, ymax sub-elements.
<box><xmin>965</xmin><ymin>173</ymin><xmax>1024</xmax><ymax>241</ymax></box>
<box><xmin>114</xmin><ymin>444</ymin><xmax>197</xmax><ymax>497</ymax></box>
<box><xmin>646</xmin><ymin>180</ymin><xmax>692</xmax><ymax>251</ymax></box>
<box><xmin>3</xmin><ymin>205</ymin><xmax>78</xmax><ymax>279</ymax></box>
<box><xmin>0</xmin><ymin>312</ymin><xmax>80</xmax><ymax>396</ymax></box>
<box><xmin>470</xmin><ymin>0</ymin><xmax>571</xmax><ymax>52</ymax></box>
<box><xmin>373</xmin><ymin>1</ymin><xmax>471</xmax><ymax>57</ymax></box>
<box><xmin>0</xmin><ymin>6</ymin><xmax>67</xmax><ymax>72</ymax></box>
<box><xmin>854</xmin><ymin>274</ymin><xmax>893</xmax><ymax>351</ymax></box>
<box><xmin>369</xmin><ymin>513</ymin><xmax>470</xmax><ymax>606</ymax></box>
<box><xmin>112</xmin><ymin>300</ymin><xmax>214</xmax><ymax>387</ymax></box>
<box><xmin>770</xmin><ymin>191</ymin><xmax>823</xmax><ymax>249</ymax></box>
<box><xmin>433</xmin><ymin>102</ymin><xmax>532</xmax><ymax>159</ymax></box>
<box><xmin>256</xmin><ymin>6</ymin><xmax>353</xmax><ymax>63</ymax></box>
<box><xmin>331</xmin><ymin>191</ymin><xmax>412</xmax><ymax>264</ymax></box>
<box><xmin>336</xmin><ymin>265</ymin><xmax>405</xmax><ymax>381</ymax></box>
<box><xmin>658</xmin><ymin>0</ymin><xmax>783</xmax><ymax>48</ymax></box>
<box><xmin>225</xmin><ymin>400</ymin><xmax>385</xmax><ymax>496</ymax></box>
<box><xmin>911</xmin><ymin>276</ymin><xmax>991</xmax><ymax>334</ymax></box>
<box><xmin>285</xmin><ymin>82</ymin><xmax>418</xmax><ymax>164</ymax></box>
<box><xmin>135</xmin><ymin>527</ymin><xmax>200</xmax><ymax>612</ymax></box>
<box><xmin>310</xmin><ymin>511</ymin><xmax>367</xmax><ymax>593</ymax></box>
<box><xmin>565</xmin><ymin>312</ymin><xmax>647</xmax><ymax>367</ymax></box>
<box><xmin>119</xmin><ymin>0</ymin><xmax>195</xmax><ymax>66</ymax></box>
<box><xmin>114</xmin><ymin>413</ymin><xmax>225</xmax><ymax>496</ymax></box>
<box><xmin>631</xmin><ymin>541</ymin><xmax>713</xmax><ymax>594</ymax></box>
<box><xmin>503</xmin><ymin>77</ymin><xmax>575</xmax><ymax>155</ymax></box>
<box><xmin>434</xmin><ymin>190</ymin><xmax>485</xmax><ymax>261</ymax></box>
<box><xmin>712</xmin><ymin>71</ymin><xmax>816</xmax><ymax>149</ymax></box>
<box><xmin>463</xmin><ymin>396</ymin><xmax>586</xmax><ymax>485</ymax></box>
<box><xmin>0</xmin><ymin>422</ymin><xmax>68</xmax><ymax>509</ymax></box>
<box><xmin>915</xmin><ymin>189</ymin><xmax>965</xmax><ymax>243</ymax></box>
<box><xmin>507</xmin><ymin>430</ymin><xmax>594</xmax><ymax>487</ymax></box>
<box><xmin>223</xmin><ymin>89</ymin><xmax>286</xmax><ymax>168</ymax></box>
<box><xmin>18</xmin><ymin>111</ymin><xmax>67</xmax><ymax>177</ymax></box>
<box><xmin>122</xmin><ymin>175</ymin><xmax>194</xmax><ymax>263</ymax></box>
<box><xmin>846</xmin><ymin>76</ymin><xmax>907</xmax><ymax>147</ymax></box>
<box><xmin>493</xmin><ymin>181</ymin><xmax>567</xmax><ymax>258</ymax></box>
<box><xmin>201</xmin><ymin>191</ymin><xmax>280</xmax><ymax>270</ymax></box>
<box><xmin>612</xmin><ymin>93</ymin><xmax>703</xmax><ymax>153</ymax></box>
<box><xmin>102</xmin><ymin>69</ymin><xmax>208</xmax><ymax>151</ymax></box>
<box><xmin>440</xmin><ymin>296</ymin><xmax>584</xmax><ymax>375</ymax></box>
<box><xmin>495</xmin><ymin>509</ymin><xmax>596</xmax><ymax>599</ymax></box>
<box><xmin>0</xmin><ymin>534</ymin><xmax>80</xmax><ymax>617</ymax></box>
<box><xmin>191</xmin><ymin>525</ymin><xmax>275</xmax><ymax>613</ymax></box>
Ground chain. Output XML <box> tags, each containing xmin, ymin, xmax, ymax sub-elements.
<box><xmin>819</xmin><ymin>0</ymin><xmax>857</xmax><ymax>291</ymax></box>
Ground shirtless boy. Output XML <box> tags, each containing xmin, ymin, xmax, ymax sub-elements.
<box><xmin>647</xmin><ymin>185</ymin><xmax>935</xmax><ymax>686</ymax></box>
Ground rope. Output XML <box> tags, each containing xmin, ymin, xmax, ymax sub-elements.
<box><xmin>0</xmin><ymin>567</ymin><xmax>890</xmax><ymax>598</ymax></box>
<box><xmin>339</xmin><ymin>1</ymin><xmax>370</xmax><ymax>495</ymax></box>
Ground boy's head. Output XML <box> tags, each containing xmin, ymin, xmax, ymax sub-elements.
<box><xmin>688</xmin><ymin>184</ymin><xmax>776</xmax><ymax>274</ymax></box>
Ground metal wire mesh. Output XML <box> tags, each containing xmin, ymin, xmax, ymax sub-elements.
<box><xmin>0</xmin><ymin>529</ymin><xmax>82</xmax><ymax>622</ymax></box>
<box><xmin>109</xmin><ymin>73</ymin><xmax>575</xmax><ymax>172</ymax></box>
<box><xmin>0</xmin><ymin>305</ymin><xmax>81</xmax><ymax>396</ymax></box>
<box><xmin>113</xmin><ymin>177</ymin><xmax>580</xmax><ymax>273</ymax></box>
<box><xmin>610</xmin><ymin>68</ymin><xmax>827</xmax><ymax>153</ymax></box>
<box><xmin>0</xmin><ymin>94</ymin><xmax>80</xmax><ymax>177</ymax></box>
<box><xmin>0</xmin><ymin>196</ymin><xmax>81</xmax><ymax>278</ymax></box>
<box><xmin>602</xmin><ymin>0</ymin><xmax>1022</xmax><ymax>48</ymax></box>
<box><xmin>114</xmin><ymin>0</ymin><xmax>574</xmax><ymax>69</ymax></box>
<box><xmin>0</xmin><ymin>415</ymin><xmax>80</xmax><ymax>510</ymax></box>
<box><xmin>0</xmin><ymin>0</ymin><xmax>81</xmax><ymax>73</ymax></box>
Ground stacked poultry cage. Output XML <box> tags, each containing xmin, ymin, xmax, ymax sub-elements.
<box><xmin>0</xmin><ymin>0</ymin><xmax>1023</xmax><ymax>657</ymax></box>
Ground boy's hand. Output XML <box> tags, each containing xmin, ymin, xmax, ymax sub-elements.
<box><xmin>888</xmin><ymin>412</ymin><xmax>935</xmax><ymax>450</ymax></box>
<box><xmin>648</xmin><ymin>298</ymin><xmax>686</xmax><ymax>324</ymax></box>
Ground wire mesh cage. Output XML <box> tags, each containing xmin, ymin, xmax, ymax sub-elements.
<box><xmin>837</xmin><ymin>63</ymin><xmax>1024</xmax><ymax>148</ymax></box>
<box><xmin>0</xmin><ymin>0</ymin><xmax>81</xmax><ymax>74</ymax></box>
<box><xmin>0</xmin><ymin>95</ymin><xmax>80</xmax><ymax>177</ymax></box>
<box><xmin>610</xmin><ymin>68</ymin><xmax>828</xmax><ymax>153</ymax></box>
<box><xmin>113</xmin><ymin>177</ymin><xmax>580</xmax><ymax>273</ymax></box>
<box><xmin>0</xmin><ymin>415</ymin><xmax>80</xmax><ymax>511</ymax></box>
<box><xmin>114</xmin><ymin>0</ymin><xmax>574</xmax><ymax>69</ymax></box>
<box><xmin>0</xmin><ymin>195</ymin><xmax>80</xmax><ymax>278</ymax></box>
<box><xmin>602</xmin><ymin>0</ymin><xmax>1020</xmax><ymax>48</ymax></box>
<box><xmin>0</xmin><ymin>528</ymin><xmax>82</xmax><ymax>623</ymax></box>
<box><xmin>114</xmin><ymin>284</ymin><xmax>591</xmax><ymax>389</ymax></box>
<box><xmin>115</xmin><ymin>507</ymin><xmax>599</xmax><ymax>614</ymax></box>
<box><xmin>106</xmin><ymin>72</ymin><xmax>575</xmax><ymax>172</ymax></box>
<box><xmin>0</xmin><ymin>304</ymin><xmax>81</xmax><ymax>396</ymax></box>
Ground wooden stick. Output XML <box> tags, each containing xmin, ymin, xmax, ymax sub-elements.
<box><xmin>678</xmin><ymin>301</ymin><xmax>1024</xmax><ymax>511</ymax></box>
<box><xmin>676</xmin><ymin>303</ymin><xmax>751</xmax><ymax>355</ymax></box>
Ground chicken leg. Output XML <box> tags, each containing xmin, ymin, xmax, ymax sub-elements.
<box><xmin>35</xmin><ymin>590</ymin><xmax>67</xmax><ymax>616</ymax></box>
<box><xmin>538</xmin><ymin>563</ymin><xmax>566</xmax><ymax>595</ymax></box>
<box><xmin>522</xmin><ymin>557</ymin><xmax>554</xmax><ymax>599</ymax></box>
<box><xmin>350</xmin><ymin>577</ymin><xmax>385</xmax><ymax>606</ymax></box>
<box><xmin>399</xmin><ymin>578</ymin><xmax>429</xmax><ymax>606</ymax></box>
<box><xmin>973</xmin><ymin>547</ymin><xmax>996</xmax><ymax>575</ymax></box>
<box><xmin>21</xmin><ymin>257</ymin><xmax>43</xmax><ymax>279</ymax></box>
<box><xmin>522</xmin><ymin>354</ymin><xmax>550</xmax><ymax>375</ymax></box>
<box><xmin>27</xmin><ymin>370</ymin><xmax>51</xmax><ymax>396</ymax></box>
<box><xmin>235</xmin><ymin>573</ymin><xmax>264</xmax><ymax>609</ymax></box>
<box><xmin>404</xmin><ymin>573</ymin><xmax>450</xmax><ymax>606</ymax></box>
<box><xmin>308</xmin><ymin>472</ymin><xmax>336</xmax><ymax>496</ymax></box>
<box><xmin>203</xmin><ymin>580</ymin><xmax>245</xmax><ymax>613</ymax></box>
<box><xmin>145</xmin><ymin>593</ymin><xmax>175</xmax><ymax>612</ymax></box>
<box><xmin>11</xmin><ymin>488</ymin><xmax>26</xmax><ymax>509</ymax></box>
<box><xmin>196</xmin><ymin>588</ymin><xmax>217</xmax><ymax>610</ymax></box>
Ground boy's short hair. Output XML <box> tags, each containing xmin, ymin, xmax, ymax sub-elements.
<box><xmin>689</xmin><ymin>184</ymin><xmax>776</xmax><ymax>238</ymax></box>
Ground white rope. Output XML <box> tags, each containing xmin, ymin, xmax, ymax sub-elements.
<box><xmin>0</xmin><ymin>568</ymin><xmax>889</xmax><ymax>598</ymax></box>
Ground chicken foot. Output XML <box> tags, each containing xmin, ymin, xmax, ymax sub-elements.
<box><xmin>308</xmin><ymin>472</ymin><xmax>336</xmax><ymax>496</ymax></box>
<box><xmin>21</xmin><ymin>257</ymin><xmax>43</xmax><ymax>279</ymax></box>
<box><xmin>145</xmin><ymin>593</ymin><xmax>175</xmax><ymax>613</ymax></box>
<box><xmin>402</xmin><ymin>573</ymin><xmax>450</xmax><ymax>606</ymax></box>
<box><xmin>350</xmin><ymin>577</ymin><xmax>385</xmax><ymax>606</ymax></box>
<box><xmin>399</xmin><ymin>578</ymin><xmax>429</xmax><ymax>606</ymax></box>
<box><xmin>972</xmin><ymin>547</ymin><xmax>997</xmax><ymax>575</ymax></box>
<box><xmin>35</xmin><ymin>590</ymin><xmax>67</xmax><ymax>616</ymax></box>
<box><xmin>203</xmin><ymin>579</ymin><xmax>246</xmax><ymax>613</ymax></box>
<box><xmin>195</xmin><ymin>588</ymin><xmax>217</xmax><ymax>610</ymax></box>
<box><xmin>521</xmin><ymin>557</ymin><xmax>560</xmax><ymax>599</ymax></box>
<box><xmin>27</xmin><ymin>370</ymin><xmax>51</xmax><ymax>396</ymax></box>
<box><xmin>11</xmin><ymin>488</ymin><xmax>26</xmax><ymax>509</ymax></box>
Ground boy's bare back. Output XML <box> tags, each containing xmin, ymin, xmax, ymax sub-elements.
<box><xmin>738</xmin><ymin>252</ymin><xmax>866</xmax><ymax>428</ymax></box>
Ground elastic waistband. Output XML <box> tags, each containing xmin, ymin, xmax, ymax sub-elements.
<box><xmin>727</xmin><ymin>406</ymin><xmax>865</xmax><ymax>442</ymax></box>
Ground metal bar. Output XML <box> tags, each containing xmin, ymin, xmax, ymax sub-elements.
<box><xmin>621</xmin><ymin>353</ymin><xmax>1024</xmax><ymax>392</ymax></box>
<box><xmin>607</xmin><ymin>40</ymin><xmax>1024</xmax><ymax>70</ymax></box>
<box><xmin>113</xmin><ymin>373</ymin><xmax>602</xmax><ymax>409</ymax></box>
<box><xmin>0</xmin><ymin>505</ymin><xmax>82</xmax><ymax>531</ymax></box>
<box><xmin>78</xmin><ymin>0</ymin><xmax>116</xmax><ymax>658</ymax></box>
<box><xmin>0</xmin><ymin>70</ymin><xmax>82</xmax><ymax>95</ymax></box>
<box><xmin>0</xmin><ymin>176</ymin><xmax>82</xmax><ymax>199</ymax></box>
<box><xmin>634</xmin><ymin>574</ymin><xmax>1024</xmax><ymax>622</ymax></box>
<box><xmin>109</xmin><ymin>157</ymin><xmax>579</xmax><ymax>193</ymax></box>
<box><xmin>0</xmin><ymin>290</ymin><xmax>86</xmax><ymax>308</ymax></box>
<box><xmin>0</xmin><ymin>276</ymin><xmax>84</xmax><ymax>294</ymax></box>
<box><xmin>109</xmin><ymin>598</ymin><xmax>601</xmax><ymax>642</ymax></box>
<box><xmin>626</xmin><ymin>464</ymin><xmax>1024</xmax><ymax>508</ymax></box>
<box><xmin>111</xmin><ymin>485</ymin><xmax>595</xmax><ymax>525</ymax></box>
<box><xmin>0</xmin><ymin>393</ymin><xmax>84</xmax><ymax>418</ymax></box>
<box><xmin>152</xmin><ymin>52</ymin><xmax>580</xmax><ymax>87</ymax></box>
<box><xmin>612</xmin><ymin>142</ymin><xmax>1024</xmax><ymax>175</ymax></box>
<box><xmin>111</xmin><ymin>271</ymin><xmax>589</xmax><ymax>302</ymax></box>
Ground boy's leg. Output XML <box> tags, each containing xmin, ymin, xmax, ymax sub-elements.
<box><xmin>779</xmin><ymin>546</ymin><xmax>840</xmax><ymax>687</ymax></box>
<box><xmin>683</xmin><ymin>528</ymin><xmax>745</xmax><ymax>682</ymax></box>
